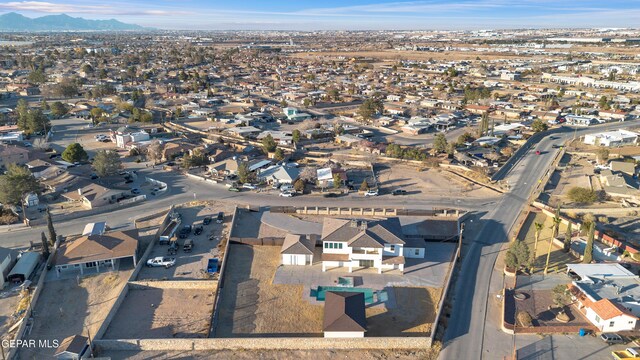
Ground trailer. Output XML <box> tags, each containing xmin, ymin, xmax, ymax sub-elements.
<box><xmin>207</xmin><ymin>258</ymin><xmax>219</xmax><ymax>274</ymax></box>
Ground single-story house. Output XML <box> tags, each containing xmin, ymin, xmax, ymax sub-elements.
<box><xmin>281</xmin><ymin>234</ymin><xmax>316</xmax><ymax>266</ymax></box>
<box><xmin>584</xmin><ymin>130</ymin><xmax>639</xmax><ymax>147</ymax></box>
<box><xmin>257</xmin><ymin>164</ymin><xmax>300</xmax><ymax>185</ymax></box>
<box><xmin>323</xmin><ymin>291</ymin><xmax>367</xmax><ymax>338</ymax></box>
<box><xmin>54</xmin><ymin>229</ymin><xmax>139</xmax><ymax>277</ymax></box>
<box><xmin>54</xmin><ymin>335</ymin><xmax>89</xmax><ymax>359</ymax></box>
<box><xmin>62</xmin><ymin>182</ymin><xmax>128</xmax><ymax>209</ymax></box>
<box><xmin>0</xmin><ymin>247</ymin><xmax>18</xmax><ymax>289</ymax></box>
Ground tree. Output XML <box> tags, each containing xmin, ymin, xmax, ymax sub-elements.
<box><xmin>182</xmin><ymin>148</ymin><xmax>208</xmax><ymax>169</ymax></box>
<box><xmin>599</xmin><ymin>96</ymin><xmax>610</xmax><ymax>110</ymax></box>
<box><xmin>262</xmin><ymin>134</ymin><xmax>277</xmax><ymax>153</ymax></box>
<box><xmin>299</xmin><ymin>166</ymin><xmax>317</xmax><ymax>182</ymax></box>
<box><xmin>0</xmin><ymin>164</ymin><xmax>41</xmax><ymax>205</ymax></box>
<box><xmin>358</xmin><ymin>98</ymin><xmax>383</xmax><ymax>121</ymax></box>
<box><xmin>595</xmin><ymin>148</ymin><xmax>609</xmax><ymax>164</ymax></box>
<box><xmin>552</xmin><ymin>284</ymin><xmax>571</xmax><ymax>309</ymax></box>
<box><xmin>531</xmin><ymin>221</ymin><xmax>544</xmax><ymax>273</ymax></box>
<box><xmin>62</xmin><ymin>143</ymin><xmax>88</xmax><ymax>163</ymax></box>
<box><xmin>531</xmin><ymin>119</ymin><xmax>548</xmax><ymax>133</ymax></box>
<box><xmin>50</xmin><ymin>101</ymin><xmax>68</xmax><ymax>117</ymax></box>
<box><xmin>40</xmin><ymin>232</ymin><xmax>50</xmax><ymax>259</ymax></box>
<box><xmin>294</xmin><ymin>179</ymin><xmax>305</xmax><ymax>193</ymax></box>
<box><xmin>583</xmin><ymin>221</ymin><xmax>595</xmax><ymax>264</ymax></box>
<box><xmin>505</xmin><ymin>240</ymin><xmax>530</xmax><ymax>270</ymax></box>
<box><xmin>92</xmin><ymin>150</ymin><xmax>122</xmax><ymax>177</ymax></box>
<box><xmin>274</xmin><ymin>148</ymin><xmax>285</xmax><ymax>161</ymax></box>
<box><xmin>292</xmin><ymin>129</ymin><xmax>301</xmax><ymax>144</ymax></box>
<box><xmin>46</xmin><ymin>208</ymin><xmax>56</xmax><ymax>246</ymax></box>
<box><xmin>517</xmin><ymin>311</ymin><xmax>533</xmax><ymax>327</ymax></box>
<box><xmin>544</xmin><ymin>206</ymin><xmax>563</xmax><ymax>274</ymax></box>
<box><xmin>359</xmin><ymin>179</ymin><xmax>369</xmax><ymax>192</ymax></box>
<box><xmin>16</xmin><ymin>99</ymin><xmax>29</xmax><ymax>129</ymax></box>
<box><xmin>146</xmin><ymin>140</ymin><xmax>164</xmax><ymax>165</ymax></box>
<box><xmin>27</xmin><ymin>69</ymin><xmax>46</xmax><ymax>84</ymax></box>
<box><xmin>564</xmin><ymin>222</ymin><xmax>573</xmax><ymax>252</ymax></box>
<box><xmin>567</xmin><ymin>187</ymin><xmax>597</xmax><ymax>204</ymax></box>
<box><xmin>238</xmin><ymin>162</ymin><xmax>255</xmax><ymax>184</ymax></box>
<box><xmin>433</xmin><ymin>133</ymin><xmax>448</xmax><ymax>153</ymax></box>
<box><xmin>54</xmin><ymin>78</ymin><xmax>79</xmax><ymax>98</ymax></box>
<box><xmin>332</xmin><ymin>173</ymin><xmax>342</xmax><ymax>189</ymax></box>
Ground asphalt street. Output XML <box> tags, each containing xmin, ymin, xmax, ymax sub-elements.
<box><xmin>441</xmin><ymin>119</ymin><xmax>640</xmax><ymax>360</ymax></box>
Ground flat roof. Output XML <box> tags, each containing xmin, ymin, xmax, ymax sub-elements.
<box><xmin>567</xmin><ymin>263</ymin><xmax>636</xmax><ymax>281</ymax></box>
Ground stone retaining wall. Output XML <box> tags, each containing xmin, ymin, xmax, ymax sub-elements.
<box><xmin>128</xmin><ymin>280</ymin><xmax>217</xmax><ymax>290</ymax></box>
<box><xmin>94</xmin><ymin>337</ymin><xmax>431</xmax><ymax>352</ymax></box>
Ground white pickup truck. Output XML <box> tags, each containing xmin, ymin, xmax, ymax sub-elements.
<box><xmin>146</xmin><ymin>256</ymin><xmax>176</xmax><ymax>268</ymax></box>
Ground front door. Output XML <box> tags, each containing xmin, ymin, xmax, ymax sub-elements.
<box><xmin>359</xmin><ymin>260</ymin><xmax>374</xmax><ymax>268</ymax></box>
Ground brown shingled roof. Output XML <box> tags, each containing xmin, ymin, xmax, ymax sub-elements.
<box><xmin>323</xmin><ymin>291</ymin><xmax>367</xmax><ymax>332</ymax></box>
<box><xmin>54</xmin><ymin>230</ymin><xmax>138</xmax><ymax>266</ymax></box>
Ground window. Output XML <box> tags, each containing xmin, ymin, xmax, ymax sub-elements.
<box><xmin>630</xmin><ymin>321</ymin><xmax>635</xmax><ymax>324</ymax></box>
<box><xmin>338</xmin><ymin>243</ymin><xmax>343</xmax><ymax>249</ymax></box>
<box><xmin>609</xmin><ymin>321</ymin><xmax>615</xmax><ymax>327</ymax></box>
<box><xmin>324</xmin><ymin>243</ymin><xmax>329</xmax><ymax>249</ymax></box>
<box><xmin>415</xmin><ymin>249</ymin><xmax>420</xmax><ymax>256</ymax></box>
<box><xmin>389</xmin><ymin>245</ymin><xmax>395</xmax><ymax>252</ymax></box>
<box><xmin>595</xmin><ymin>315</ymin><xmax>601</xmax><ymax>323</ymax></box>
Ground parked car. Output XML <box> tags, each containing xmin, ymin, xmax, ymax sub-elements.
<box><xmin>216</xmin><ymin>212</ymin><xmax>224</xmax><ymax>223</ymax></box>
<box><xmin>131</xmin><ymin>188</ymin><xmax>141</xmax><ymax>195</ymax></box>
<box><xmin>194</xmin><ymin>225</ymin><xmax>203</xmax><ymax>236</ymax></box>
<box><xmin>203</xmin><ymin>216</ymin><xmax>212</xmax><ymax>225</ymax></box>
<box><xmin>183</xmin><ymin>239</ymin><xmax>193</xmax><ymax>252</ymax></box>
<box><xmin>228</xmin><ymin>186</ymin><xmax>240</xmax><ymax>192</ymax></box>
<box><xmin>179</xmin><ymin>224</ymin><xmax>192</xmax><ymax>239</ymax></box>
<box><xmin>600</xmin><ymin>333</ymin><xmax>625</xmax><ymax>345</ymax></box>
<box><xmin>242</xmin><ymin>183</ymin><xmax>257</xmax><ymax>190</ymax></box>
<box><xmin>168</xmin><ymin>241</ymin><xmax>178</xmax><ymax>255</ymax></box>
<box><xmin>280</xmin><ymin>184</ymin><xmax>294</xmax><ymax>192</ymax></box>
<box><xmin>392</xmin><ymin>189</ymin><xmax>407</xmax><ymax>196</ymax></box>
<box><xmin>279</xmin><ymin>191</ymin><xmax>294</xmax><ymax>197</ymax></box>
<box><xmin>324</xmin><ymin>192</ymin><xmax>340</xmax><ymax>198</ymax></box>
<box><xmin>364</xmin><ymin>189</ymin><xmax>379</xmax><ymax>197</ymax></box>
<box><xmin>146</xmin><ymin>256</ymin><xmax>176</xmax><ymax>268</ymax></box>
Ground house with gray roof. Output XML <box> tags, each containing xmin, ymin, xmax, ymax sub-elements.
<box><xmin>320</xmin><ymin>218</ymin><xmax>425</xmax><ymax>274</ymax></box>
<box><xmin>323</xmin><ymin>291</ymin><xmax>367</xmax><ymax>338</ymax></box>
<box><xmin>280</xmin><ymin>234</ymin><xmax>316</xmax><ymax>265</ymax></box>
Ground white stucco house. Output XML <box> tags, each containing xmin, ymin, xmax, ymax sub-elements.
<box><xmin>281</xmin><ymin>234</ymin><xmax>315</xmax><ymax>266</ymax></box>
<box><xmin>567</xmin><ymin>263</ymin><xmax>640</xmax><ymax>332</ymax></box>
<box><xmin>320</xmin><ymin>218</ymin><xmax>425</xmax><ymax>274</ymax></box>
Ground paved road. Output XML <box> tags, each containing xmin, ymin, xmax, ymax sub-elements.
<box><xmin>0</xmin><ymin>164</ymin><xmax>497</xmax><ymax>249</ymax></box>
<box><xmin>441</xmin><ymin>119</ymin><xmax>640</xmax><ymax>360</ymax></box>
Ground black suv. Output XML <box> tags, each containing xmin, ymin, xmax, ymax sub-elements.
<box><xmin>194</xmin><ymin>225</ymin><xmax>203</xmax><ymax>236</ymax></box>
<box><xmin>168</xmin><ymin>241</ymin><xmax>178</xmax><ymax>255</ymax></box>
<box><xmin>203</xmin><ymin>216</ymin><xmax>212</xmax><ymax>225</ymax></box>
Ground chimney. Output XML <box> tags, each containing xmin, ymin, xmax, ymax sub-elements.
<box><xmin>361</xmin><ymin>221</ymin><xmax>368</xmax><ymax>231</ymax></box>
<box><xmin>350</xmin><ymin>219</ymin><xmax>358</xmax><ymax>228</ymax></box>
<box><xmin>78</xmin><ymin>188</ymin><xmax>83</xmax><ymax>196</ymax></box>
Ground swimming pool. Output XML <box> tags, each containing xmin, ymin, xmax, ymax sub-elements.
<box><xmin>311</xmin><ymin>286</ymin><xmax>377</xmax><ymax>304</ymax></box>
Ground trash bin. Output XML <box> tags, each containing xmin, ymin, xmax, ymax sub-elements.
<box><xmin>579</xmin><ymin>328</ymin><xmax>586</xmax><ymax>337</ymax></box>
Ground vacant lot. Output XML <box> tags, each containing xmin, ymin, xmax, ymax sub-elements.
<box><xmin>104</xmin><ymin>287</ymin><xmax>214</xmax><ymax>339</ymax></box>
<box><xmin>17</xmin><ymin>271</ymin><xmax>130</xmax><ymax>359</ymax></box>
<box><xmin>517</xmin><ymin>212</ymin><xmax>576</xmax><ymax>274</ymax></box>
<box><xmin>366</xmin><ymin>287</ymin><xmax>441</xmax><ymax>336</ymax></box>
<box><xmin>215</xmin><ymin>244</ymin><xmax>324</xmax><ymax>337</ymax></box>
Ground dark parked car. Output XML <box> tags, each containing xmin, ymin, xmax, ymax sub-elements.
<box><xmin>392</xmin><ymin>189</ymin><xmax>407</xmax><ymax>196</ymax></box>
<box><xmin>168</xmin><ymin>241</ymin><xmax>178</xmax><ymax>255</ymax></box>
<box><xmin>203</xmin><ymin>216</ymin><xmax>212</xmax><ymax>225</ymax></box>
<box><xmin>216</xmin><ymin>212</ymin><xmax>224</xmax><ymax>223</ymax></box>
<box><xmin>194</xmin><ymin>226</ymin><xmax>203</xmax><ymax>236</ymax></box>
<box><xmin>183</xmin><ymin>239</ymin><xmax>193</xmax><ymax>252</ymax></box>
<box><xmin>324</xmin><ymin>192</ymin><xmax>339</xmax><ymax>198</ymax></box>
<box><xmin>179</xmin><ymin>224</ymin><xmax>192</xmax><ymax>239</ymax></box>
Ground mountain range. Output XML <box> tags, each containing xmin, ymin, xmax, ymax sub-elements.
<box><xmin>0</xmin><ymin>12</ymin><xmax>146</xmax><ymax>31</ymax></box>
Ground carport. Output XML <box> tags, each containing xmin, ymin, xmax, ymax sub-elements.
<box><xmin>7</xmin><ymin>252</ymin><xmax>40</xmax><ymax>283</ymax></box>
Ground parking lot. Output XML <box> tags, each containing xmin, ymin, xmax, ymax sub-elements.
<box><xmin>137</xmin><ymin>203</ymin><xmax>233</xmax><ymax>281</ymax></box>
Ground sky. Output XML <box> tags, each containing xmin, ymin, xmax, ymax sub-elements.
<box><xmin>0</xmin><ymin>0</ymin><xmax>640</xmax><ymax>30</ymax></box>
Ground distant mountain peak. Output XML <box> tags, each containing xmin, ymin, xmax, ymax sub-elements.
<box><xmin>0</xmin><ymin>12</ymin><xmax>146</xmax><ymax>31</ymax></box>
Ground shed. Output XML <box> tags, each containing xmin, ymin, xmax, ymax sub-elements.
<box><xmin>7</xmin><ymin>252</ymin><xmax>40</xmax><ymax>283</ymax></box>
<box><xmin>54</xmin><ymin>335</ymin><xmax>89</xmax><ymax>359</ymax></box>
<box><xmin>281</xmin><ymin>234</ymin><xmax>316</xmax><ymax>265</ymax></box>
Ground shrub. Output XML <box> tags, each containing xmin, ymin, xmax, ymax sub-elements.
<box><xmin>517</xmin><ymin>311</ymin><xmax>533</xmax><ymax>327</ymax></box>
<box><xmin>567</xmin><ymin>187</ymin><xmax>597</xmax><ymax>204</ymax></box>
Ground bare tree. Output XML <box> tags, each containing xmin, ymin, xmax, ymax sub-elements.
<box><xmin>146</xmin><ymin>140</ymin><xmax>165</xmax><ymax>165</ymax></box>
<box><xmin>300</xmin><ymin>166</ymin><xmax>318</xmax><ymax>182</ymax></box>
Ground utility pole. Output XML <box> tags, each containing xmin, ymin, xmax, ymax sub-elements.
<box><xmin>458</xmin><ymin>222</ymin><xmax>465</xmax><ymax>260</ymax></box>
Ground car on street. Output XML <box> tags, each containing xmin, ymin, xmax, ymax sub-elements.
<box><xmin>279</xmin><ymin>191</ymin><xmax>294</xmax><ymax>197</ymax></box>
<box><xmin>535</xmin><ymin>150</ymin><xmax>541</xmax><ymax>155</ymax></box>
<box><xmin>203</xmin><ymin>216</ymin><xmax>212</xmax><ymax>225</ymax></box>
<box><xmin>392</xmin><ymin>189</ymin><xmax>407</xmax><ymax>196</ymax></box>
<box><xmin>552</xmin><ymin>144</ymin><xmax>562</xmax><ymax>149</ymax></box>
<box><xmin>194</xmin><ymin>225</ymin><xmax>203</xmax><ymax>236</ymax></box>
<box><xmin>364</xmin><ymin>189</ymin><xmax>379</xmax><ymax>197</ymax></box>
<box><xmin>183</xmin><ymin>239</ymin><xmax>193</xmax><ymax>252</ymax></box>
<box><xmin>216</xmin><ymin>212</ymin><xmax>224</xmax><ymax>223</ymax></box>
<box><xmin>228</xmin><ymin>186</ymin><xmax>240</xmax><ymax>192</ymax></box>
<box><xmin>280</xmin><ymin>184</ymin><xmax>294</xmax><ymax>192</ymax></box>
<box><xmin>600</xmin><ymin>333</ymin><xmax>625</xmax><ymax>345</ymax></box>
<box><xmin>131</xmin><ymin>188</ymin><xmax>141</xmax><ymax>195</ymax></box>
<box><xmin>168</xmin><ymin>241</ymin><xmax>178</xmax><ymax>255</ymax></box>
<box><xmin>146</xmin><ymin>256</ymin><xmax>176</xmax><ymax>268</ymax></box>
<box><xmin>242</xmin><ymin>183</ymin><xmax>257</xmax><ymax>190</ymax></box>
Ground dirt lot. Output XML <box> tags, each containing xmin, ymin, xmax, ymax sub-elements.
<box><xmin>215</xmin><ymin>244</ymin><xmax>324</xmax><ymax>337</ymax></box>
<box><xmin>515</xmin><ymin>290</ymin><xmax>592</xmax><ymax>328</ymax></box>
<box><xmin>17</xmin><ymin>271</ymin><xmax>130</xmax><ymax>359</ymax></box>
<box><xmin>517</xmin><ymin>212</ymin><xmax>577</xmax><ymax>275</ymax></box>
<box><xmin>0</xmin><ymin>286</ymin><xmax>22</xmax><ymax>339</ymax></box>
<box><xmin>377</xmin><ymin>164</ymin><xmax>494</xmax><ymax>198</ymax></box>
<box><xmin>366</xmin><ymin>287</ymin><xmax>441</xmax><ymax>336</ymax></box>
<box><xmin>137</xmin><ymin>203</ymin><xmax>233</xmax><ymax>281</ymax></box>
<box><xmin>103</xmin><ymin>287</ymin><xmax>214</xmax><ymax>339</ymax></box>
